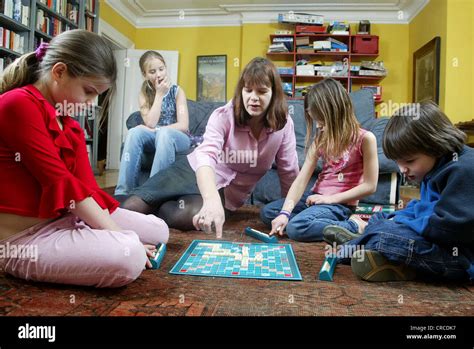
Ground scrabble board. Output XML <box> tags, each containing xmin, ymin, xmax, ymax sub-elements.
<box><xmin>170</xmin><ymin>240</ymin><xmax>302</xmax><ymax>281</ymax></box>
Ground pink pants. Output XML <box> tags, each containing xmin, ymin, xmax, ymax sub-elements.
<box><xmin>0</xmin><ymin>208</ymin><xmax>169</xmax><ymax>288</ymax></box>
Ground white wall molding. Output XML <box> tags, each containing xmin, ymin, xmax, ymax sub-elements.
<box><xmin>105</xmin><ymin>0</ymin><xmax>430</xmax><ymax>28</ymax></box>
<box><xmin>104</xmin><ymin>0</ymin><xmax>138</xmax><ymax>27</ymax></box>
<box><xmin>98</xmin><ymin>19</ymin><xmax>135</xmax><ymax>49</ymax></box>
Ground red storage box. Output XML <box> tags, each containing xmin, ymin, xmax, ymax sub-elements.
<box><xmin>352</xmin><ymin>35</ymin><xmax>379</xmax><ymax>54</ymax></box>
<box><xmin>296</xmin><ymin>25</ymin><xmax>327</xmax><ymax>34</ymax></box>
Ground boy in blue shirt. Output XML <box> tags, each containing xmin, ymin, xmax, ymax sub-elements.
<box><xmin>324</xmin><ymin>102</ymin><xmax>474</xmax><ymax>282</ymax></box>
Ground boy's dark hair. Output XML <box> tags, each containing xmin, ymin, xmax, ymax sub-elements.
<box><xmin>383</xmin><ymin>101</ymin><xmax>466</xmax><ymax>160</ymax></box>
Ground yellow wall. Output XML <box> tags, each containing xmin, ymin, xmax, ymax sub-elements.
<box><xmin>100</xmin><ymin>0</ymin><xmax>473</xmax><ymax>124</ymax></box>
<box><xmin>409</xmin><ymin>0</ymin><xmax>473</xmax><ymax>123</ymax></box>
<box><xmin>359</xmin><ymin>24</ymin><xmax>410</xmax><ymax>112</ymax></box>
<box><xmin>444</xmin><ymin>0</ymin><xmax>473</xmax><ymax>124</ymax></box>
<box><xmin>133</xmin><ymin>22</ymin><xmax>409</xmax><ymax>105</ymax></box>
<box><xmin>408</xmin><ymin>0</ymin><xmax>447</xmax><ymax>110</ymax></box>
<box><xmin>135</xmin><ymin>26</ymin><xmax>242</xmax><ymax>101</ymax></box>
<box><xmin>99</xmin><ymin>0</ymin><xmax>136</xmax><ymax>42</ymax></box>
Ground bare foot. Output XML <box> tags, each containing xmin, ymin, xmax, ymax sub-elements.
<box><xmin>349</xmin><ymin>214</ymin><xmax>368</xmax><ymax>234</ymax></box>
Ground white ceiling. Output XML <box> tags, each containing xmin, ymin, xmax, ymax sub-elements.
<box><xmin>105</xmin><ymin>0</ymin><xmax>430</xmax><ymax>28</ymax></box>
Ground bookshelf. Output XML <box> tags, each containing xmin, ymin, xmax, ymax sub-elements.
<box><xmin>1</xmin><ymin>0</ymin><xmax>99</xmax><ymax>72</ymax></box>
<box><xmin>1</xmin><ymin>0</ymin><xmax>100</xmax><ymax>170</ymax></box>
<box><xmin>267</xmin><ymin>26</ymin><xmax>386</xmax><ymax>102</ymax></box>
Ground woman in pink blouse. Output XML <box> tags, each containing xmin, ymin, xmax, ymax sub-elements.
<box><xmin>122</xmin><ymin>57</ymin><xmax>299</xmax><ymax>237</ymax></box>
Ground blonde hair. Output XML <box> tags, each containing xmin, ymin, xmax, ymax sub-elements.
<box><xmin>139</xmin><ymin>51</ymin><xmax>166</xmax><ymax>110</ymax></box>
<box><xmin>304</xmin><ymin>78</ymin><xmax>360</xmax><ymax>160</ymax></box>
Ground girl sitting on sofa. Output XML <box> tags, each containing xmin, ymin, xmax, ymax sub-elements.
<box><xmin>121</xmin><ymin>57</ymin><xmax>300</xmax><ymax>237</ymax></box>
<box><xmin>114</xmin><ymin>50</ymin><xmax>191</xmax><ymax>196</ymax></box>
<box><xmin>261</xmin><ymin>78</ymin><xmax>379</xmax><ymax>242</ymax></box>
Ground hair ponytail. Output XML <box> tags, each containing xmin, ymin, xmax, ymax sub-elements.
<box><xmin>0</xmin><ymin>52</ymin><xmax>40</xmax><ymax>94</ymax></box>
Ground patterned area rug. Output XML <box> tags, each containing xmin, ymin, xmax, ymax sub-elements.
<box><xmin>0</xmin><ymin>205</ymin><xmax>472</xmax><ymax>316</ymax></box>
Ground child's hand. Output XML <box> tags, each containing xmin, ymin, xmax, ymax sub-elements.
<box><xmin>306</xmin><ymin>194</ymin><xmax>334</xmax><ymax>206</ymax></box>
<box><xmin>154</xmin><ymin>76</ymin><xmax>171</xmax><ymax>97</ymax></box>
<box><xmin>143</xmin><ymin>244</ymin><xmax>157</xmax><ymax>269</ymax></box>
<box><xmin>270</xmin><ymin>214</ymin><xmax>288</xmax><ymax>236</ymax></box>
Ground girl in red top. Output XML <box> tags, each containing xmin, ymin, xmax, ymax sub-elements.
<box><xmin>0</xmin><ymin>30</ymin><xmax>169</xmax><ymax>288</ymax></box>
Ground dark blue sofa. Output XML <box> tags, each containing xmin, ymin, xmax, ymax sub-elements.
<box><xmin>125</xmin><ymin>89</ymin><xmax>400</xmax><ymax>206</ymax></box>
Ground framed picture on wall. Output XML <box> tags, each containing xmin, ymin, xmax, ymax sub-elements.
<box><xmin>413</xmin><ymin>36</ymin><xmax>441</xmax><ymax>104</ymax></box>
<box><xmin>197</xmin><ymin>55</ymin><xmax>227</xmax><ymax>102</ymax></box>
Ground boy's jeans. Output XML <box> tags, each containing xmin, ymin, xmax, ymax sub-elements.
<box><xmin>342</xmin><ymin>213</ymin><xmax>471</xmax><ymax>281</ymax></box>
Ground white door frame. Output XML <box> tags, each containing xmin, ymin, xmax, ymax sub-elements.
<box><xmin>98</xmin><ymin>19</ymin><xmax>134</xmax><ymax>170</ymax></box>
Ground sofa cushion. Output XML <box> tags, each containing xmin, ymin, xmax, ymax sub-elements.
<box><xmin>350</xmin><ymin>89</ymin><xmax>376</xmax><ymax>129</ymax></box>
<box><xmin>187</xmin><ymin>100</ymin><xmax>225</xmax><ymax>136</ymax></box>
<box><xmin>367</xmin><ymin>117</ymin><xmax>399</xmax><ymax>174</ymax></box>
<box><xmin>287</xmin><ymin>99</ymin><xmax>312</xmax><ymax>169</ymax></box>
<box><xmin>126</xmin><ymin>111</ymin><xmax>144</xmax><ymax>129</ymax></box>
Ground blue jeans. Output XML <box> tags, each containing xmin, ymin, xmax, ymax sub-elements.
<box><xmin>342</xmin><ymin>213</ymin><xmax>472</xmax><ymax>281</ymax></box>
<box><xmin>115</xmin><ymin>126</ymin><xmax>191</xmax><ymax>195</ymax></box>
<box><xmin>260</xmin><ymin>190</ymin><xmax>358</xmax><ymax>242</ymax></box>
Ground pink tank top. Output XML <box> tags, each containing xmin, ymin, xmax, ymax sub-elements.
<box><xmin>311</xmin><ymin>128</ymin><xmax>368</xmax><ymax>206</ymax></box>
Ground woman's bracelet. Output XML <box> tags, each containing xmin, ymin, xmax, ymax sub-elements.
<box><xmin>278</xmin><ymin>210</ymin><xmax>291</xmax><ymax>219</ymax></box>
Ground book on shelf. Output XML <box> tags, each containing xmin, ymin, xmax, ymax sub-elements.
<box><xmin>1</xmin><ymin>27</ymin><xmax>25</xmax><ymax>53</ymax></box>
<box><xmin>1</xmin><ymin>0</ymin><xmax>27</xmax><ymax>25</ymax></box>
<box><xmin>313</xmin><ymin>38</ymin><xmax>348</xmax><ymax>52</ymax></box>
<box><xmin>328</xmin><ymin>37</ymin><xmax>347</xmax><ymax>48</ymax></box>
<box><xmin>37</xmin><ymin>0</ymin><xmax>79</xmax><ymax>25</ymax></box>
<box><xmin>357</xmin><ymin>61</ymin><xmax>387</xmax><ymax>76</ymax></box>
<box><xmin>0</xmin><ymin>0</ymin><xmax>14</xmax><ymax>17</ymax></box>
<box><xmin>358</xmin><ymin>70</ymin><xmax>386</xmax><ymax>76</ymax></box>
<box><xmin>12</xmin><ymin>0</ymin><xmax>20</xmax><ymax>22</ymax></box>
<box><xmin>296</xmin><ymin>36</ymin><xmax>309</xmax><ymax>46</ymax></box>
<box><xmin>328</xmin><ymin>20</ymin><xmax>350</xmax><ymax>35</ymax></box>
<box><xmin>296</xmin><ymin>46</ymin><xmax>314</xmax><ymax>54</ymax></box>
<box><xmin>21</xmin><ymin>4</ymin><xmax>28</xmax><ymax>25</ymax></box>
<box><xmin>277</xmin><ymin>67</ymin><xmax>294</xmax><ymax>75</ymax></box>
<box><xmin>316</xmin><ymin>61</ymin><xmax>348</xmax><ymax>76</ymax></box>
<box><xmin>313</xmin><ymin>41</ymin><xmax>331</xmax><ymax>50</ymax></box>
<box><xmin>268</xmin><ymin>43</ymin><xmax>289</xmax><ymax>53</ymax></box>
<box><xmin>272</xmin><ymin>36</ymin><xmax>293</xmax><ymax>52</ymax></box>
